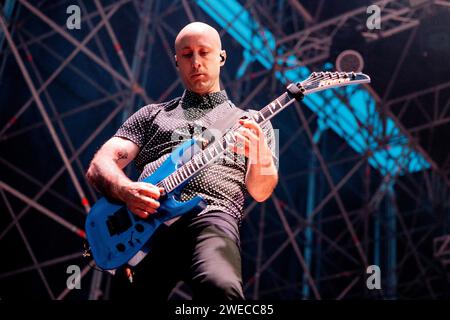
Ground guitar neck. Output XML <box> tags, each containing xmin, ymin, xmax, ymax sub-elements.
<box><xmin>160</xmin><ymin>91</ymin><xmax>297</xmax><ymax>193</ymax></box>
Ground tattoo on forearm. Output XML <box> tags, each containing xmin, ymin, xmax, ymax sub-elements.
<box><xmin>116</xmin><ymin>149</ymin><xmax>128</xmax><ymax>162</ymax></box>
<box><xmin>87</xmin><ymin>148</ymin><xmax>130</xmax><ymax>201</ymax></box>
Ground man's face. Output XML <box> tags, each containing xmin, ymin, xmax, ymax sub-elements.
<box><xmin>175</xmin><ymin>31</ymin><xmax>224</xmax><ymax>95</ymax></box>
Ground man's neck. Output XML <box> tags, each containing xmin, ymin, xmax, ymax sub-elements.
<box><xmin>190</xmin><ymin>84</ymin><xmax>221</xmax><ymax>96</ymax></box>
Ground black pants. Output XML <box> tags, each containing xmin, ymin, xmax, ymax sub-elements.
<box><xmin>110</xmin><ymin>212</ymin><xmax>245</xmax><ymax>300</ymax></box>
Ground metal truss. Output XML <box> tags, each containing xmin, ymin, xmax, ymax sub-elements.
<box><xmin>0</xmin><ymin>0</ymin><xmax>449</xmax><ymax>300</ymax></box>
<box><xmin>275</xmin><ymin>0</ymin><xmax>450</xmax><ymax>68</ymax></box>
<box><xmin>434</xmin><ymin>235</ymin><xmax>450</xmax><ymax>272</ymax></box>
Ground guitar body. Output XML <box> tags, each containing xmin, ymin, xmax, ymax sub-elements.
<box><xmin>85</xmin><ymin>139</ymin><xmax>207</xmax><ymax>270</ymax></box>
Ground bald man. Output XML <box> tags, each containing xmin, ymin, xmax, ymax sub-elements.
<box><xmin>86</xmin><ymin>22</ymin><xmax>278</xmax><ymax>300</ymax></box>
<box><xmin>174</xmin><ymin>22</ymin><xmax>225</xmax><ymax>95</ymax></box>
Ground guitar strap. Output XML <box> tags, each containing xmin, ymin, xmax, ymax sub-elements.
<box><xmin>197</xmin><ymin>100</ymin><xmax>246</xmax><ymax>147</ymax></box>
<box><xmin>209</xmin><ymin>100</ymin><xmax>246</xmax><ymax>134</ymax></box>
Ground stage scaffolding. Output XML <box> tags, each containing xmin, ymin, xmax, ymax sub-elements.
<box><xmin>0</xmin><ymin>0</ymin><xmax>449</xmax><ymax>299</ymax></box>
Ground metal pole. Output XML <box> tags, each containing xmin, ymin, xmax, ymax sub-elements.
<box><xmin>0</xmin><ymin>15</ymin><xmax>91</xmax><ymax>212</ymax></box>
<box><xmin>302</xmin><ymin>126</ymin><xmax>324</xmax><ymax>299</ymax></box>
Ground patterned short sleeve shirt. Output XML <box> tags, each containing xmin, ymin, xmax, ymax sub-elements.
<box><xmin>114</xmin><ymin>90</ymin><xmax>277</xmax><ymax>225</ymax></box>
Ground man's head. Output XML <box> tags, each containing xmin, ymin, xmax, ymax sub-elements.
<box><xmin>174</xmin><ymin>22</ymin><xmax>226</xmax><ymax>95</ymax></box>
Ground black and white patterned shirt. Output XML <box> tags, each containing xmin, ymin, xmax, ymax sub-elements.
<box><xmin>114</xmin><ymin>90</ymin><xmax>277</xmax><ymax>226</ymax></box>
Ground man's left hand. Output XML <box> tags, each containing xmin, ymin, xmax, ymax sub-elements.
<box><xmin>229</xmin><ymin>118</ymin><xmax>273</xmax><ymax>167</ymax></box>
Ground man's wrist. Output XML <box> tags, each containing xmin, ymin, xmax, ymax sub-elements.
<box><xmin>249</xmin><ymin>156</ymin><xmax>277</xmax><ymax>177</ymax></box>
<box><xmin>114</xmin><ymin>178</ymin><xmax>131</xmax><ymax>202</ymax></box>
<box><xmin>249</xmin><ymin>146</ymin><xmax>274</xmax><ymax>168</ymax></box>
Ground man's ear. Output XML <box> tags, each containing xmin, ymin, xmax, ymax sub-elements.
<box><xmin>219</xmin><ymin>50</ymin><xmax>226</xmax><ymax>66</ymax></box>
<box><xmin>174</xmin><ymin>55</ymin><xmax>178</xmax><ymax>68</ymax></box>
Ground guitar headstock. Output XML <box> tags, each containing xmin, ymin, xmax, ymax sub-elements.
<box><xmin>297</xmin><ymin>71</ymin><xmax>371</xmax><ymax>95</ymax></box>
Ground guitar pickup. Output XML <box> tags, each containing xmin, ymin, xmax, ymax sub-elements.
<box><xmin>106</xmin><ymin>207</ymin><xmax>133</xmax><ymax>236</ymax></box>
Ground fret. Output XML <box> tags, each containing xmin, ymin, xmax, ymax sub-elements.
<box><xmin>203</xmin><ymin>151</ymin><xmax>211</xmax><ymax>162</ymax></box>
<box><xmin>168</xmin><ymin>175</ymin><xmax>175</xmax><ymax>187</ymax></box>
<box><xmin>222</xmin><ymin>138</ymin><xmax>229</xmax><ymax>150</ymax></box>
<box><xmin>255</xmin><ymin>94</ymin><xmax>290</xmax><ymax>124</ymax></box>
<box><xmin>193</xmin><ymin>156</ymin><xmax>200</xmax><ymax>167</ymax></box>
<box><xmin>208</xmin><ymin>148</ymin><xmax>215</xmax><ymax>159</ymax></box>
<box><xmin>224</xmin><ymin>133</ymin><xmax>235</xmax><ymax>146</ymax></box>
<box><xmin>178</xmin><ymin>168</ymin><xmax>186</xmax><ymax>180</ymax></box>
<box><xmin>200</xmin><ymin>153</ymin><xmax>208</xmax><ymax>164</ymax></box>
<box><xmin>173</xmin><ymin>173</ymin><xmax>181</xmax><ymax>185</ymax></box>
<box><xmin>261</xmin><ymin>108</ymin><xmax>272</xmax><ymax>120</ymax></box>
<box><xmin>189</xmin><ymin>161</ymin><xmax>198</xmax><ymax>173</ymax></box>
<box><xmin>214</xmin><ymin>143</ymin><xmax>222</xmax><ymax>155</ymax></box>
<box><xmin>196</xmin><ymin>156</ymin><xmax>203</xmax><ymax>168</ymax></box>
<box><xmin>212</xmin><ymin>146</ymin><xmax>219</xmax><ymax>157</ymax></box>
<box><xmin>168</xmin><ymin>174</ymin><xmax>175</xmax><ymax>186</ymax></box>
<box><xmin>279</xmin><ymin>93</ymin><xmax>291</xmax><ymax>106</ymax></box>
<box><xmin>186</xmin><ymin>163</ymin><xmax>194</xmax><ymax>175</ymax></box>
<box><xmin>192</xmin><ymin>157</ymin><xmax>200</xmax><ymax>170</ymax></box>
<box><xmin>275</xmin><ymin>98</ymin><xmax>283</xmax><ymax>108</ymax></box>
<box><xmin>252</xmin><ymin>112</ymin><xmax>265</xmax><ymax>124</ymax></box>
<box><xmin>180</xmin><ymin>162</ymin><xmax>190</xmax><ymax>179</ymax></box>
<box><xmin>270</xmin><ymin>102</ymin><xmax>277</xmax><ymax>112</ymax></box>
<box><xmin>185</xmin><ymin>166</ymin><xmax>192</xmax><ymax>177</ymax></box>
<box><xmin>163</xmin><ymin>179</ymin><xmax>171</xmax><ymax>191</ymax></box>
<box><xmin>185</xmin><ymin>163</ymin><xmax>192</xmax><ymax>175</ymax></box>
<box><xmin>180</xmin><ymin>169</ymin><xmax>187</xmax><ymax>180</ymax></box>
<box><xmin>165</xmin><ymin>176</ymin><xmax>172</xmax><ymax>189</ymax></box>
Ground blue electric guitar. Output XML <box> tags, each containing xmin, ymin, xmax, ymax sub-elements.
<box><xmin>85</xmin><ymin>71</ymin><xmax>371</xmax><ymax>271</ymax></box>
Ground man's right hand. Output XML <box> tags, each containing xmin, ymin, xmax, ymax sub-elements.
<box><xmin>118</xmin><ymin>182</ymin><xmax>164</xmax><ymax>219</ymax></box>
